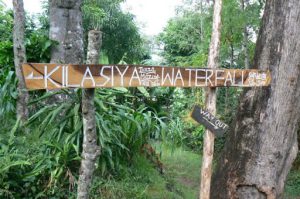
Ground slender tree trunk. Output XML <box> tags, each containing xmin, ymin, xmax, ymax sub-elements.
<box><xmin>212</xmin><ymin>0</ymin><xmax>300</xmax><ymax>198</ymax></box>
<box><xmin>242</xmin><ymin>26</ymin><xmax>250</xmax><ymax>69</ymax></box>
<box><xmin>241</xmin><ymin>0</ymin><xmax>250</xmax><ymax>69</ymax></box>
<box><xmin>230</xmin><ymin>41</ymin><xmax>234</xmax><ymax>66</ymax></box>
<box><xmin>77</xmin><ymin>30</ymin><xmax>102</xmax><ymax>199</ymax></box>
<box><xmin>13</xmin><ymin>0</ymin><xmax>29</xmax><ymax>123</ymax></box>
<box><xmin>199</xmin><ymin>0</ymin><xmax>223</xmax><ymax>198</ymax></box>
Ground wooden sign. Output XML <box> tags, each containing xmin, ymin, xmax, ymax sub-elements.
<box><xmin>191</xmin><ymin>105</ymin><xmax>229</xmax><ymax>137</ymax></box>
<box><xmin>22</xmin><ymin>63</ymin><xmax>271</xmax><ymax>90</ymax></box>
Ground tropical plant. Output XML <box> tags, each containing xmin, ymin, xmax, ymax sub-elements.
<box><xmin>0</xmin><ymin>13</ymin><xmax>56</xmax><ymax>117</ymax></box>
<box><xmin>26</xmin><ymin>88</ymin><xmax>166</xmax><ymax>175</ymax></box>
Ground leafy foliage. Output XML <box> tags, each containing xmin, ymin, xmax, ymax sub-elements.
<box><xmin>26</xmin><ymin>33</ymin><xmax>57</xmax><ymax>63</ymax></box>
<box><xmin>0</xmin><ymin>5</ymin><xmax>13</xmax><ymax>42</ymax></box>
<box><xmin>0</xmin><ymin>121</ymin><xmax>79</xmax><ymax>198</ymax></box>
<box><xmin>158</xmin><ymin>2</ymin><xmax>213</xmax><ymax>66</ymax></box>
<box><xmin>220</xmin><ymin>0</ymin><xmax>262</xmax><ymax>66</ymax></box>
<box><xmin>285</xmin><ymin>170</ymin><xmax>300</xmax><ymax>197</ymax></box>
<box><xmin>157</xmin><ymin>0</ymin><xmax>263</xmax><ymax>152</ymax></box>
<box><xmin>41</xmin><ymin>89</ymin><xmax>164</xmax><ymax>168</ymax></box>
<box><xmin>159</xmin><ymin>11</ymin><xmax>211</xmax><ymax>66</ymax></box>
<box><xmin>0</xmin><ymin>8</ymin><xmax>56</xmax><ymax>117</ymax></box>
<box><xmin>0</xmin><ymin>71</ymin><xmax>18</xmax><ymax>116</ymax></box>
<box><xmin>83</xmin><ymin>0</ymin><xmax>150</xmax><ymax>64</ymax></box>
<box><xmin>0</xmin><ymin>87</ymin><xmax>167</xmax><ymax>198</ymax></box>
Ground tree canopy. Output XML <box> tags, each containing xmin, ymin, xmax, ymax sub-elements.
<box><xmin>83</xmin><ymin>0</ymin><xmax>150</xmax><ymax>64</ymax></box>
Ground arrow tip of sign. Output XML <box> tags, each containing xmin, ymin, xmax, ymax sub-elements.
<box><xmin>26</xmin><ymin>72</ymin><xmax>34</xmax><ymax>80</ymax></box>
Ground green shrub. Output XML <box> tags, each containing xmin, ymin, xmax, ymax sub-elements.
<box><xmin>285</xmin><ymin>170</ymin><xmax>300</xmax><ymax>197</ymax></box>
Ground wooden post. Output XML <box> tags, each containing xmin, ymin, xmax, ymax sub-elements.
<box><xmin>199</xmin><ymin>0</ymin><xmax>223</xmax><ymax>198</ymax></box>
<box><xmin>77</xmin><ymin>30</ymin><xmax>102</xmax><ymax>199</ymax></box>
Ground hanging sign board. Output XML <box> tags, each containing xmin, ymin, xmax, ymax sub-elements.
<box><xmin>22</xmin><ymin>63</ymin><xmax>271</xmax><ymax>90</ymax></box>
<box><xmin>191</xmin><ymin>105</ymin><xmax>229</xmax><ymax>137</ymax></box>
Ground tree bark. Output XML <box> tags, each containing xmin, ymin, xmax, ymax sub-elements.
<box><xmin>49</xmin><ymin>0</ymin><xmax>84</xmax><ymax>64</ymax></box>
<box><xmin>49</xmin><ymin>0</ymin><xmax>84</xmax><ymax>101</ymax></box>
<box><xmin>13</xmin><ymin>0</ymin><xmax>29</xmax><ymax>123</ymax></box>
<box><xmin>212</xmin><ymin>0</ymin><xmax>300</xmax><ymax>198</ymax></box>
<box><xmin>241</xmin><ymin>0</ymin><xmax>250</xmax><ymax>69</ymax></box>
<box><xmin>199</xmin><ymin>0</ymin><xmax>223</xmax><ymax>198</ymax></box>
<box><xmin>77</xmin><ymin>30</ymin><xmax>102</xmax><ymax>199</ymax></box>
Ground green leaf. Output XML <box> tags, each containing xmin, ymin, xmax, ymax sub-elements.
<box><xmin>137</xmin><ymin>87</ymin><xmax>150</xmax><ymax>98</ymax></box>
<box><xmin>0</xmin><ymin>160</ymin><xmax>31</xmax><ymax>173</ymax></box>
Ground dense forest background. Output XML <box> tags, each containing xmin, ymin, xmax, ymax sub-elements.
<box><xmin>0</xmin><ymin>0</ymin><xmax>299</xmax><ymax>198</ymax></box>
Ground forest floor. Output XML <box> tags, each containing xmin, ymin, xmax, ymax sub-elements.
<box><xmin>91</xmin><ymin>144</ymin><xmax>200</xmax><ymax>198</ymax></box>
<box><xmin>92</xmin><ymin>144</ymin><xmax>300</xmax><ymax>199</ymax></box>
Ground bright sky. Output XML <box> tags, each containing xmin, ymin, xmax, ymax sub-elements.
<box><xmin>3</xmin><ymin>0</ymin><xmax>43</xmax><ymax>15</ymax></box>
<box><xmin>3</xmin><ymin>0</ymin><xmax>182</xmax><ymax>36</ymax></box>
<box><xmin>121</xmin><ymin>0</ymin><xmax>182</xmax><ymax>36</ymax></box>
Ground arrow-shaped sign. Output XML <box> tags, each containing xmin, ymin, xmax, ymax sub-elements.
<box><xmin>191</xmin><ymin>105</ymin><xmax>229</xmax><ymax>137</ymax></box>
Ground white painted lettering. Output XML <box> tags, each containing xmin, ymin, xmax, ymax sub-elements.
<box><xmin>44</xmin><ymin>65</ymin><xmax>61</xmax><ymax>88</ymax></box>
<box><xmin>224</xmin><ymin>71</ymin><xmax>233</xmax><ymax>86</ymax></box>
<box><xmin>241</xmin><ymin>70</ymin><xmax>245</xmax><ymax>86</ymax></box>
<box><xmin>62</xmin><ymin>66</ymin><xmax>65</xmax><ymax>87</ymax></box>
<box><xmin>233</xmin><ymin>70</ymin><xmax>236</xmax><ymax>85</ymax></box>
<box><xmin>115</xmin><ymin>65</ymin><xmax>129</xmax><ymax>86</ymax></box>
<box><xmin>215</xmin><ymin>70</ymin><xmax>224</xmax><ymax>86</ymax></box>
<box><xmin>195</xmin><ymin>69</ymin><xmax>206</xmax><ymax>86</ymax></box>
<box><xmin>65</xmin><ymin>65</ymin><xmax>80</xmax><ymax>87</ymax></box>
<box><xmin>174</xmin><ymin>69</ymin><xmax>184</xmax><ymax>86</ymax></box>
<box><xmin>200</xmin><ymin>108</ymin><xmax>206</xmax><ymax>115</ymax></box>
<box><xmin>81</xmin><ymin>66</ymin><xmax>95</xmax><ymax>87</ymax></box>
<box><xmin>129</xmin><ymin>67</ymin><xmax>141</xmax><ymax>86</ymax></box>
<box><xmin>185</xmin><ymin>69</ymin><xmax>195</xmax><ymax>86</ymax></box>
<box><xmin>162</xmin><ymin>68</ymin><xmax>174</xmax><ymax>85</ymax></box>
<box><xmin>96</xmin><ymin>66</ymin><xmax>111</xmax><ymax>87</ymax></box>
<box><xmin>205</xmin><ymin>69</ymin><xmax>214</xmax><ymax>86</ymax></box>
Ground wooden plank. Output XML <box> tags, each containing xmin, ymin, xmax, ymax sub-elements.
<box><xmin>191</xmin><ymin>105</ymin><xmax>229</xmax><ymax>137</ymax></box>
<box><xmin>22</xmin><ymin>63</ymin><xmax>271</xmax><ymax>90</ymax></box>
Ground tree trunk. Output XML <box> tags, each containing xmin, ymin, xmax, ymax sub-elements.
<box><xmin>13</xmin><ymin>0</ymin><xmax>29</xmax><ymax>123</ymax></box>
<box><xmin>77</xmin><ymin>30</ymin><xmax>102</xmax><ymax>199</ymax></box>
<box><xmin>199</xmin><ymin>0</ymin><xmax>223</xmax><ymax>198</ymax></box>
<box><xmin>212</xmin><ymin>0</ymin><xmax>300</xmax><ymax>198</ymax></box>
<box><xmin>242</xmin><ymin>25</ymin><xmax>250</xmax><ymax>69</ymax></box>
<box><xmin>49</xmin><ymin>0</ymin><xmax>84</xmax><ymax>102</ymax></box>
<box><xmin>49</xmin><ymin>0</ymin><xmax>84</xmax><ymax>64</ymax></box>
<box><xmin>241</xmin><ymin>0</ymin><xmax>250</xmax><ymax>69</ymax></box>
